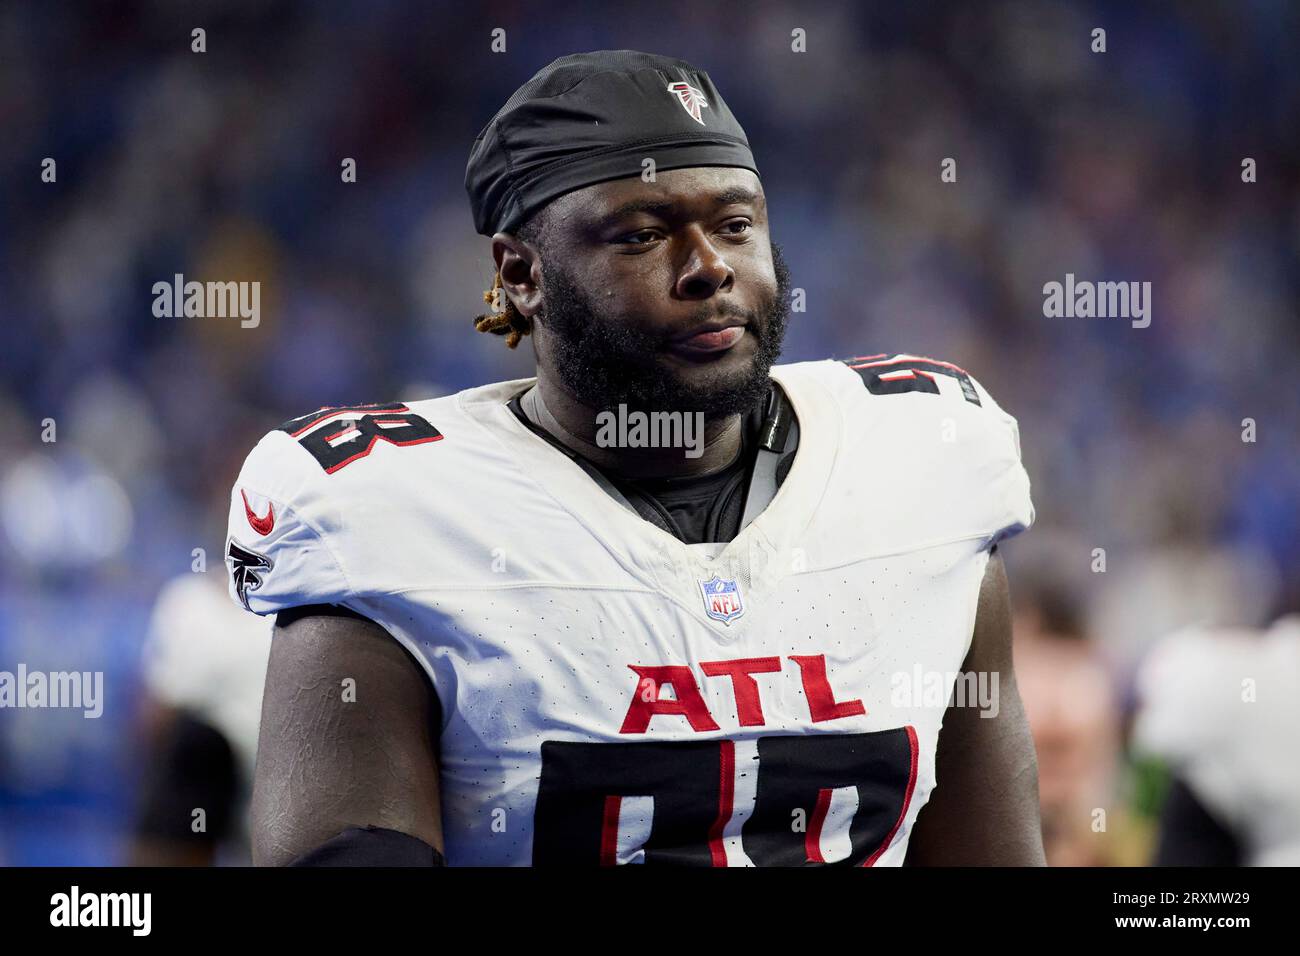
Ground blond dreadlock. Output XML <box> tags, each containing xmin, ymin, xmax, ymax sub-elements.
<box><xmin>474</xmin><ymin>271</ymin><xmax>533</xmax><ymax>349</ymax></box>
<box><xmin>474</xmin><ymin>209</ymin><xmax>550</xmax><ymax>349</ymax></box>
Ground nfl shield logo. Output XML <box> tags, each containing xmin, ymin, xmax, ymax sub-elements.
<box><xmin>699</xmin><ymin>575</ymin><xmax>744</xmax><ymax>625</ymax></box>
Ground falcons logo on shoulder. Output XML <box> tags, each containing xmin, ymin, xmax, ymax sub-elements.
<box><xmin>667</xmin><ymin>80</ymin><xmax>708</xmax><ymax>125</ymax></box>
<box><xmin>227</xmin><ymin>538</ymin><xmax>273</xmax><ymax>612</ymax></box>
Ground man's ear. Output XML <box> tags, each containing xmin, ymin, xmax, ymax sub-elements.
<box><xmin>491</xmin><ymin>233</ymin><xmax>543</xmax><ymax>319</ymax></box>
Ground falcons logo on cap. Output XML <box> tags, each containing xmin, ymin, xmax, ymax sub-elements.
<box><xmin>667</xmin><ymin>80</ymin><xmax>709</xmax><ymax>125</ymax></box>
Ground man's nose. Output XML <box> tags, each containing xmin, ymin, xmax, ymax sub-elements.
<box><xmin>674</xmin><ymin>226</ymin><xmax>735</xmax><ymax>300</ymax></box>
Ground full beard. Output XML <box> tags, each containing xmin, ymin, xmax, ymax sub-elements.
<box><xmin>534</xmin><ymin>242</ymin><xmax>792</xmax><ymax>418</ymax></box>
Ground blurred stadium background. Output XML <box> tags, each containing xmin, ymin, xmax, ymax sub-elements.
<box><xmin>1</xmin><ymin>0</ymin><xmax>1297</xmax><ymax>865</ymax></box>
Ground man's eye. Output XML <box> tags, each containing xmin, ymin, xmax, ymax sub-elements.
<box><xmin>720</xmin><ymin>220</ymin><xmax>752</xmax><ymax>236</ymax></box>
<box><xmin>618</xmin><ymin>230</ymin><xmax>660</xmax><ymax>245</ymax></box>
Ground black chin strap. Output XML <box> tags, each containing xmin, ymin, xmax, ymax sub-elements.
<box><xmin>739</xmin><ymin>382</ymin><xmax>798</xmax><ymax>530</ymax></box>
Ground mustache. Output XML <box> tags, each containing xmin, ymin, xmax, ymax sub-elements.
<box><xmin>660</xmin><ymin>301</ymin><xmax>767</xmax><ymax>345</ymax></box>
<box><xmin>661</xmin><ymin>242</ymin><xmax>792</xmax><ymax>343</ymax></box>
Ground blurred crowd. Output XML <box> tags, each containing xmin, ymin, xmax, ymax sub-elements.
<box><xmin>0</xmin><ymin>0</ymin><xmax>1296</xmax><ymax>864</ymax></box>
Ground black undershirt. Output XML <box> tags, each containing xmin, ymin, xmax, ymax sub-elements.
<box><xmin>507</xmin><ymin>390</ymin><xmax>768</xmax><ymax>545</ymax></box>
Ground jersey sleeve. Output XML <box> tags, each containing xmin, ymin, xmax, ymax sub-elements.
<box><xmin>965</xmin><ymin>371</ymin><xmax>1035</xmax><ymax>547</ymax></box>
<box><xmin>224</xmin><ymin>428</ymin><xmax>352</xmax><ymax>616</ymax></box>
<box><xmin>832</xmin><ymin>354</ymin><xmax>1035</xmax><ymax>549</ymax></box>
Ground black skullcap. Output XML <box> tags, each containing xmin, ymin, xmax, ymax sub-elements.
<box><xmin>465</xmin><ymin>49</ymin><xmax>758</xmax><ymax>237</ymax></box>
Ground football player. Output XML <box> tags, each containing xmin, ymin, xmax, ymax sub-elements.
<box><xmin>228</xmin><ymin>50</ymin><xmax>1043</xmax><ymax>866</ymax></box>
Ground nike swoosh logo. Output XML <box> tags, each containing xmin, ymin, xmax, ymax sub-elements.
<box><xmin>241</xmin><ymin>489</ymin><xmax>275</xmax><ymax>535</ymax></box>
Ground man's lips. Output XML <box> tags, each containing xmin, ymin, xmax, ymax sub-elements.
<box><xmin>667</xmin><ymin>325</ymin><xmax>747</xmax><ymax>356</ymax></box>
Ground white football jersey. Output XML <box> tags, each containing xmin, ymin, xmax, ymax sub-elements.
<box><xmin>226</xmin><ymin>355</ymin><xmax>1034</xmax><ymax>866</ymax></box>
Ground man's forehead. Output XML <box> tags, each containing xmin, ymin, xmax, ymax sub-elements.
<box><xmin>555</xmin><ymin>167</ymin><xmax>764</xmax><ymax>225</ymax></box>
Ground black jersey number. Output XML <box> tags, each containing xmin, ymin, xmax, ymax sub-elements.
<box><xmin>532</xmin><ymin>727</ymin><xmax>918</xmax><ymax>866</ymax></box>
<box><xmin>277</xmin><ymin>403</ymin><xmax>442</xmax><ymax>474</ymax></box>
<box><xmin>844</xmin><ymin>356</ymin><xmax>982</xmax><ymax>406</ymax></box>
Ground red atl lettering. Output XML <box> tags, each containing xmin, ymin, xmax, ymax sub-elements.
<box><xmin>619</xmin><ymin>654</ymin><xmax>866</xmax><ymax>733</ymax></box>
<box><xmin>789</xmin><ymin>654</ymin><xmax>867</xmax><ymax>723</ymax></box>
<box><xmin>619</xmin><ymin>665</ymin><xmax>721</xmax><ymax>734</ymax></box>
<box><xmin>699</xmin><ymin>657</ymin><xmax>782</xmax><ymax>726</ymax></box>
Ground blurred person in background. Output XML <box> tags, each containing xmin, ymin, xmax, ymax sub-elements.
<box><xmin>129</xmin><ymin>568</ymin><xmax>269</xmax><ymax>865</ymax></box>
<box><xmin>128</xmin><ymin>455</ymin><xmax>271</xmax><ymax>866</ymax></box>
<box><xmin>1132</xmin><ymin>605</ymin><xmax>1300</xmax><ymax>866</ymax></box>
<box><xmin>1010</xmin><ymin>555</ymin><xmax>1130</xmax><ymax>866</ymax></box>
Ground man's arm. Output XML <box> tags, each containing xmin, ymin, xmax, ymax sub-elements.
<box><xmin>251</xmin><ymin>609</ymin><xmax>444</xmax><ymax>866</ymax></box>
<box><xmin>904</xmin><ymin>549</ymin><xmax>1046</xmax><ymax>865</ymax></box>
